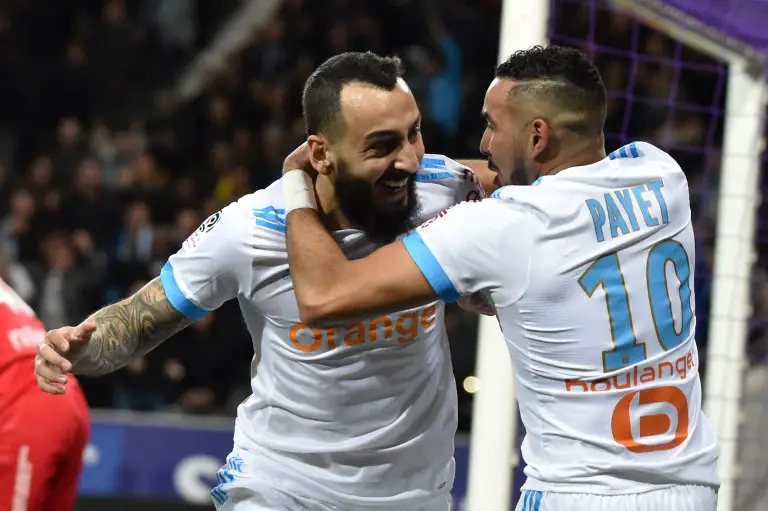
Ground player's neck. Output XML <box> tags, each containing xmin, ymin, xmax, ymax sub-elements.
<box><xmin>314</xmin><ymin>174</ymin><xmax>353</xmax><ymax>232</ymax></box>
<box><xmin>541</xmin><ymin>140</ymin><xmax>606</xmax><ymax>177</ymax></box>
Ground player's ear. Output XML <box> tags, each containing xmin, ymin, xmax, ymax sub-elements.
<box><xmin>307</xmin><ymin>135</ymin><xmax>333</xmax><ymax>176</ymax></box>
<box><xmin>530</xmin><ymin>118</ymin><xmax>553</xmax><ymax>162</ymax></box>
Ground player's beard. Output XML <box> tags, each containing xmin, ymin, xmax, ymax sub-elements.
<box><xmin>494</xmin><ymin>147</ymin><xmax>528</xmax><ymax>186</ymax></box>
<box><xmin>512</xmin><ymin>152</ymin><xmax>530</xmax><ymax>186</ymax></box>
<box><xmin>498</xmin><ymin>138</ymin><xmax>534</xmax><ymax>186</ymax></box>
<box><xmin>334</xmin><ymin>158</ymin><xmax>421</xmax><ymax>245</ymax></box>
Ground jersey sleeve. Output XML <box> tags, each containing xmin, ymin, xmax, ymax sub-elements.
<box><xmin>414</xmin><ymin>155</ymin><xmax>487</xmax><ymax>222</ymax></box>
<box><xmin>160</xmin><ymin>202</ymin><xmax>256</xmax><ymax>318</ymax></box>
<box><xmin>445</xmin><ymin>156</ymin><xmax>486</xmax><ymax>202</ymax></box>
<box><xmin>401</xmin><ymin>199</ymin><xmax>533</xmax><ymax>307</ymax></box>
<box><xmin>424</xmin><ymin>154</ymin><xmax>486</xmax><ymax>201</ymax></box>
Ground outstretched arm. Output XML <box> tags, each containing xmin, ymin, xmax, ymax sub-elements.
<box><xmin>72</xmin><ymin>277</ymin><xmax>192</xmax><ymax>375</ymax></box>
<box><xmin>36</xmin><ymin>277</ymin><xmax>193</xmax><ymax>393</ymax></box>
<box><xmin>36</xmin><ymin>203</ymin><xmax>255</xmax><ymax>393</ymax></box>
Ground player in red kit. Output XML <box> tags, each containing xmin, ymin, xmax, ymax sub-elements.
<box><xmin>0</xmin><ymin>278</ymin><xmax>90</xmax><ymax>511</ymax></box>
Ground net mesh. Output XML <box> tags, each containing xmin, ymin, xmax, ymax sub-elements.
<box><xmin>544</xmin><ymin>1</ymin><xmax>768</xmax><ymax>509</ymax></box>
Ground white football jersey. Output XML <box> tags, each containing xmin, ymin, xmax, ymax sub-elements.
<box><xmin>403</xmin><ymin>142</ymin><xmax>719</xmax><ymax>494</ymax></box>
<box><xmin>160</xmin><ymin>155</ymin><xmax>484</xmax><ymax>508</ymax></box>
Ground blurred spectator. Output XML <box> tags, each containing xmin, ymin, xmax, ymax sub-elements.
<box><xmin>91</xmin><ymin>0</ymin><xmax>140</xmax><ymax>111</ymax></box>
<box><xmin>66</xmin><ymin>157</ymin><xmax>118</xmax><ymax>249</ymax></box>
<box><xmin>171</xmin><ymin>313</ymin><xmax>229</xmax><ymax>414</ymax></box>
<box><xmin>52</xmin><ymin>39</ymin><xmax>93</xmax><ymax>123</ymax></box>
<box><xmin>0</xmin><ymin>249</ymin><xmax>35</xmax><ymax>303</ymax></box>
<box><xmin>116</xmin><ymin>201</ymin><xmax>155</xmax><ymax>264</ymax></box>
<box><xmin>51</xmin><ymin>117</ymin><xmax>89</xmax><ymax>186</ymax></box>
<box><xmin>417</xmin><ymin>17</ymin><xmax>463</xmax><ymax>144</ymax></box>
<box><xmin>27</xmin><ymin>230</ymin><xmax>106</xmax><ymax>329</ymax></box>
<box><xmin>0</xmin><ymin>188</ymin><xmax>39</xmax><ymax>262</ymax></box>
<box><xmin>25</xmin><ymin>155</ymin><xmax>54</xmax><ymax>202</ymax></box>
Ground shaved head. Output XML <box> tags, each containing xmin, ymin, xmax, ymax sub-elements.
<box><xmin>303</xmin><ymin>52</ymin><xmax>405</xmax><ymax>142</ymax></box>
<box><xmin>507</xmin><ymin>78</ymin><xmax>606</xmax><ymax>136</ymax></box>
<box><xmin>480</xmin><ymin>45</ymin><xmax>607</xmax><ymax>186</ymax></box>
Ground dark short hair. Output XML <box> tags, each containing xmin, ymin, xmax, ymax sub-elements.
<box><xmin>302</xmin><ymin>52</ymin><xmax>405</xmax><ymax>139</ymax></box>
<box><xmin>496</xmin><ymin>45</ymin><xmax>607</xmax><ymax>134</ymax></box>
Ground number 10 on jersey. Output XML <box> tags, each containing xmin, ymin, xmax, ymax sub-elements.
<box><xmin>578</xmin><ymin>239</ymin><xmax>693</xmax><ymax>372</ymax></box>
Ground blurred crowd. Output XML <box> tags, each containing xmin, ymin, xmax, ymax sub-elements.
<box><xmin>0</xmin><ymin>0</ymin><xmax>766</xmax><ymax>430</ymax></box>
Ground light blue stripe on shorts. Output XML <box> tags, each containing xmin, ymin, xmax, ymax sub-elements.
<box><xmin>522</xmin><ymin>490</ymin><xmax>543</xmax><ymax>511</ymax></box>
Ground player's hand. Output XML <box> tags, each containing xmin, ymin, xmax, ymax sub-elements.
<box><xmin>457</xmin><ymin>293</ymin><xmax>496</xmax><ymax>316</ymax></box>
<box><xmin>34</xmin><ymin>322</ymin><xmax>97</xmax><ymax>394</ymax></box>
<box><xmin>282</xmin><ymin>142</ymin><xmax>317</xmax><ymax>178</ymax></box>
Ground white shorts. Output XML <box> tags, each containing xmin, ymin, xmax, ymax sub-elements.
<box><xmin>516</xmin><ymin>485</ymin><xmax>717</xmax><ymax>511</ymax></box>
<box><xmin>215</xmin><ymin>485</ymin><xmax>336</xmax><ymax>511</ymax></box>
<box><xmin>211</xmin><ymin>452</ymin><xmax>452</xmax><ymax>511</ymax></box>
<box><xmin>216</xmin><ymin>490</ymin><xmax>451</xmax><ymax>511</ymax></box>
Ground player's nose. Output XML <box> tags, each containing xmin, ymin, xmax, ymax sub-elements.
<box><xmin>393</xmin><ymin>143</ymin><xmax>420</xmax><ymax>174</ymax></box>
<box><xmin>479</xmin><ymin>128</ymin><xmax>491</xmax><ymax>154</ymax></box>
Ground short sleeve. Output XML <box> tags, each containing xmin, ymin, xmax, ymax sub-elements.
<box><xmin>402</xmin><ymin>199</ymin><xmax>533</xmax><ymax>307</ymax></box>
<box><xmin>413</xmin><ymin>155</ymin><xmax>486</xmax><ymax>222</ymax></box>
<box><xmin>439</xmin><ymin>156</ymin><xmax>486</xmax><ymax>203</ymax></box>
<box><xmin>456</xmin><ymin>164</ymin><xmax>486</xmax><ymax>202</ymax></box>
<box><xmin>161</xmin><ymin>202</ymin><xmax>255</xmax><ymax>318</ymax></box>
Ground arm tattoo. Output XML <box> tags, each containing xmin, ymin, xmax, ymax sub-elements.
<box><xmin>72</xmin><ymin>277</ymin><xmax>193</xmax><ymax>376</ymax></box>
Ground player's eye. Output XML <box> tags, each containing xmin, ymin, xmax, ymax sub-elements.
<box><xmin>368</xmin><ymin>139</ymin><xmax>399</xmax><ymax>155</ymax></box>
<box><xmin>408</xmin><ymin>127</ymin><xmax>421</xmax><ymax>143</ymax></box>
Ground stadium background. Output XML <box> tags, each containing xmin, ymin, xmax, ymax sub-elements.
<box><xmin>0</xmin><ymin>0</ymin><xmax>764</xmax><ymax>509</ymax></box>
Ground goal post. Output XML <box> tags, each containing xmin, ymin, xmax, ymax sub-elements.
<box><xmin>468</xmin><ymin>1</ymin><xmax>766</xmax><ymax>510</ymax></box>
<box><xmin>704</xmin><ymin>59</ymin><xmax>766</xmax><ymax>511</ymax></box>
<box><xmin>465</xmin><ymin>3</ymin><xmax>549</xmax><ymax>510</ymax></box>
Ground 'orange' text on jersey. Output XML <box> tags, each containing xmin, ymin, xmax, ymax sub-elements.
<box><xmin>289</xmin><ymin>305</ymin><xmax>438</xmax><ymax>353</ymax></box>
